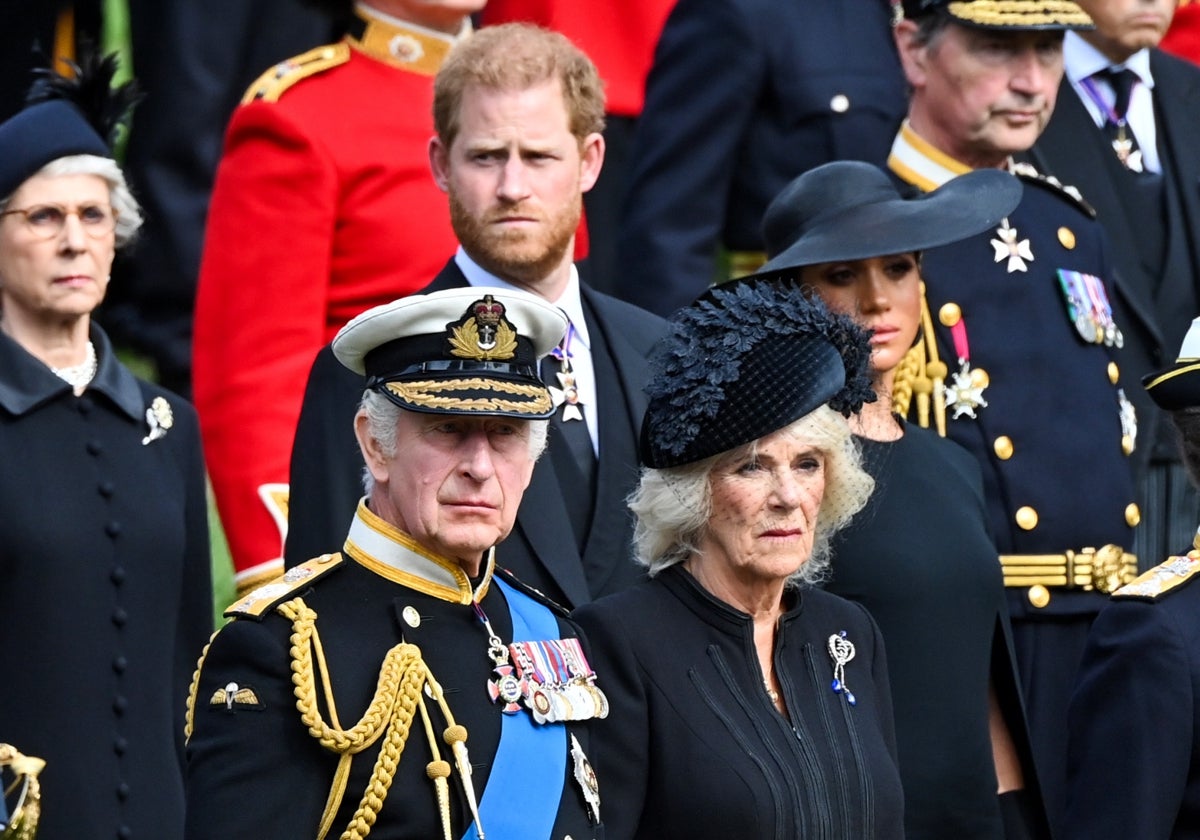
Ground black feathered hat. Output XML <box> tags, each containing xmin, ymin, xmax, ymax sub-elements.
<box><xmin>0</xmin><ymin>50</ymin><xmax>139</xmax><ymax>199</ymax></box>
<box><xmin>640</xmin><ymin>280</ymin><xmax>875</xmax><ymax>469</ymax></box>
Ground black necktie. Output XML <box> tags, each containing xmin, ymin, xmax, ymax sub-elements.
<box><xmin>1096</xmin><ymin>67</ymin><xmax>1145</xmax><ymax>170</ymax></box>
<box><xmin>542</xmin><ymin>352</ymin><xmax>596</xmax><ymax>549</ymax></box>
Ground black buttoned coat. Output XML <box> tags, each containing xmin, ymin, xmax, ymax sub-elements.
<box><xmin>0</xmin><ymin>325</ymin><xmax>212</xmax><ymax>840</ymax></box>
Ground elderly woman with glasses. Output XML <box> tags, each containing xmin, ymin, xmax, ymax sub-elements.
<box><xmin>574</xmin><ymin>281</ymin><xmax>905</xmax><ymax>838</ymax></box>
<box><xmin>0</xmin><ymin>56</ymin><xmax>211</xmax><ymax>840</ymax></box>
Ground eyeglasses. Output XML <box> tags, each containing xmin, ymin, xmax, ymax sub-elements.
<box><xmin>0</xmin><ymin>202</ymin><xmax>118</xmax><ymax>241</ymax></box>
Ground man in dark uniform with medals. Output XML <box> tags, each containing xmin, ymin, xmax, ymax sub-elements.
<box><xmin>1026</xmin><ymin>0</ymin><xmax>1200</xmax><ymax>590</ymax></box>
<box><xmin>1064</xmin><ymin>316</ymin><xmax>1200</xmax><ymax>839</ymax></box>
<box><xmin>184</xmin><ymin>286</ymin><xmax>607</xmax><ymax>839</ymax></box>
<box><xmin>890</xmin><ymin>1</ymin><xmax>1140</xmax><ymax>832</ymax></box>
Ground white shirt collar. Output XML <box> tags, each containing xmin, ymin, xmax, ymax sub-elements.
<box><xmin>1064</xmin><ymin>31</ymin><xmax>1154</xmax><ymax>89</ymax></box>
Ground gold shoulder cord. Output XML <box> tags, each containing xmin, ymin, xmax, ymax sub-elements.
<box><xmin>279</xmin><ymin>598</ymin><xmax>479</xmax><ymax>840</ymax></box>
<box><xmin>184</xmin><ymin>599</ymin><xmax>480</xmax><ymax>840</ymax></box>
<box><xmin>0</xmin><ymin>743</ymin><xmax>43</xmax><ymax>840</ymax></box>
<box><xmin>892</xmin><ymin>282</ymin><xmax>948</xmax><ymax>436</ymax></box>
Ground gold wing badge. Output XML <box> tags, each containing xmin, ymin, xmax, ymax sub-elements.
<box><xmin>209</xmin><ymin>682</ymin><xmax>265</xmax><ymax>712</ymax></box>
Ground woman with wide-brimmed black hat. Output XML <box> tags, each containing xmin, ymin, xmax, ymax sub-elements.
<box><xmin>755</xmin><ymin>160</ymin><xmax>1051</xmax><ymax>839</ymax></box>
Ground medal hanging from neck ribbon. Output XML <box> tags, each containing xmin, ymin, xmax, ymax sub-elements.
<box><xmin>547</xmin><ymin>324</ymin><xmax>585</xmax><ymax>422</ymax></box>
<box><xmin>1080</xmin><ymin>70</ymin><xmax>1145</xmax><ymax>173</ymax></box>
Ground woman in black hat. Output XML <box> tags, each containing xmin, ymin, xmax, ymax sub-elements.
<box><xmin>0</xmin><ymin>56</ymin><xmax>211</xmax><ymax>840</ymax></box>
<box><xmin>757</xmin><ymin>160</ymin><xmax>1048</xmax><ymax>839</ymax></box>
<box><xmin>573</xmin><ymin>281</ymin><xmax>905</xmax><ymax>838</ymax></box>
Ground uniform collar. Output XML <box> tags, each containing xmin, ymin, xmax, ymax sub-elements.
<box><xmin>347</xmin><ymin>3</ymin><xmax>469</xmax><ymax>75</ymax></box>
<box><xmin>887</xmin><ymin>120</ymin><xmax>975</xmax><ymax>193</ymax></box>
<box><xmin>342</xmin><ymin>499</ymin><xmax>495</xmax><ymax>604</ymax></box>
<box><xmin>0</xmin><ymin>322</ymin><xmax>144</xmax><ymax>420</ymax></box>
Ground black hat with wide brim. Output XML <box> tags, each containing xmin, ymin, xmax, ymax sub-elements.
<box><xmin>756</xmin><ymin>161</ymin><xmax>1023</xmax><ymax>275</ymax></box>
<box><xmin>333</xmin><ymin>287</ymin><xmax>567</xmax><ymax>419</ymax></box>
<box><xmin>900</xmin><ymin>0</ymin><xmax>1093</xmax><ymax>30</ymax></box>
<box><xmin>1144</xmin><ymin>318</ymin><xmax>1200</xmax><ymax>411</ymax></box>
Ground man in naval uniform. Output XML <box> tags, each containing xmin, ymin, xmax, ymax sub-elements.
<box><xmin>285</xmin><ymin>24</ymin><xmax>667</xmax><ymax>610</ymax></box>
<box><xmin>184</xmin><ymin>287</ymin><xmax>606</xmax><ymax>839</ymax></box>
<box><xmin>1064</xmin><ymin>316</ymin><xmax>1200</xmax><ymax>839</ymax></box>
<box><xmin>193</xmin><ymin>0</ymin><xmax>480</xmax><ymax>595</ymax></box>
<box><xmin>890</xmin><ymin>1</ymin><xmax>1141</xmax><ymax>832</ymax></box>
<box><xmin>1025</xmin><ymin>0</ymin><xmax>1200</xmax><ymax>584</ymax></box>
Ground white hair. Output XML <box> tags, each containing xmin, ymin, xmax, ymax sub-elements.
<box><xmin>0</xmin><ymin>154</ymin><xmax>143</xmax><ymax>247</ymax></box>
<box><xmin>629</xmin><ymin>405</ymin><xmax>874</xmax><ymax>588</ymax></box>
<box><xmin>358</xmin><ymin>388</ymin><xmax>549</xmax><ymax>494</ymax></box>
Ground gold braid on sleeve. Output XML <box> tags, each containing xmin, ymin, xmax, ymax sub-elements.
<box><xmin>277</xmin><ymin>598</ymin><xmax>480</xmax><ymax>840</ymax></box>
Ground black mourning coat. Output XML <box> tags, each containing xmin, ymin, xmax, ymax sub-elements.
<box><xmin>0</xmin><ymin>325</ymin><xmax>212</xmax><ymax>840</ymax></box>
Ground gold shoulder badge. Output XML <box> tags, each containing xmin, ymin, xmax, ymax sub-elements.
<box><xmin>447</xmin><ymin>294</ymin><xmax>519</xmax><ymax>361</ymax></box>
<box><xmin>241</xmin><ymin>42</ymin><xmax>351</xmax><ymax>104</ymax></box>
<box><xmin>142</xmin><ymin>396</ymin><xmax>174</xmax><ymax>445</ymax></box>
<box><xmin>1114</xmin><ymin>551</ymin><xmax>1200</xmax><ymax>600</ymax></box>
<box><xmin>1010</xmin><ymin>161</ymin><xmax>1096</xmax><ymax>219</ymax></box>
<box><xmin>209</xmin><ymin>681</ymin><xmax>265</xmax><ymax>712</ymax></box>
<box><xmin>224</xmin><ymin>553</ymin><xmax>345</xmax><ymax>619</ymax></box>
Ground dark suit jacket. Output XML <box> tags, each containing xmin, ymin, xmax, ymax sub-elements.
<box><xmin>1027</xmin><ymin>49</ymin><xmax>1200</xmax><ymax>465</ymax></box>
<box><xmin>614</xmin><ymin>0</ymin><xmax>907</xmax><ymax>316</ymax></box>
<box><xmin>285</xmin><ymin>259</ymin><xmax>666</xmax><ymax>608</ymax></box>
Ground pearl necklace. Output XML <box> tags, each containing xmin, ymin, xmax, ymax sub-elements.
<box><xmin>50</xmin><ymin>341</ymin><xmax>98</xmax><ymax>391</ymax></box>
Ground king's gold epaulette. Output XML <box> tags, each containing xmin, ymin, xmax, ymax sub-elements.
<box><xmin>224</xmin><ymin>553</ymin><xmax>345</xmax><ymax>619</ymax></box>
<box><xmin>1112</xmin><ymin>550</ymin><xmax>1200</xmax><ymax>601</ymax></box>
<box><xmin>241</xmin><ymin>42</ymin><xmax>350</xmax><ymax>104</ymax></box>
<box><xmin>1009</xmin><ymin>161</ymin><xmax>1096</xmax><ymax>219</ymax></box>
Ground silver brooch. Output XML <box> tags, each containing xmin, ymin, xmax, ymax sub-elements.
<box><xmin>142</xmin><ymin>396</ymin><xmax>174</xmax><ymax>445</ymax></box>
<box><xmin>828</xmin><ymin>631</ymin><xmax>857</xmax><ymax>706</ymax></box>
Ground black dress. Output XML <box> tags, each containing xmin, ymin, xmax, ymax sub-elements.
<box><xmin>825</xmin><ymin>424</ymin><xmax>1044</xmax><ymax>839</ymax></box>
<box><xmin>573</xmin><ymin>565</ymin><xmax>905</xmax><ymax>840</ymax></box>
<box><xmin>0</xmin><ymin>325</ymin><xmax>212</xmax><ymax>840</ymax></box>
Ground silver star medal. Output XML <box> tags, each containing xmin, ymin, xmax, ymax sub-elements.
<box><xmin>1118</xmin><ymin>388</ymin><xmax>1137</xmax><ymax>452</ymax></box>
<box><xmin>548</xmin><ymin>360</ymin><xmax>585</xmax><ymax>422</ymax></box>
<box><xmin>991</xmin><ymin>219</ymin><xmax>1034</xmax><ymax>273</ymax></box>
<box><xmin>944</xmin><ymin>360</ymin><xmax>989</xmax><ymax>420</ymax></box>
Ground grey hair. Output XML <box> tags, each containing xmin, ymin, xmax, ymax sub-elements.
<box><xmin>629</xmin><ymin>405</ymin><xmax>874</xmax><ymax>589</ymax></box>
<box><xmin>358</xmin><ymin>388</ymin><xmax>549</xmax><ymax>494</ymax></box>
<box><xmin>0</xmin><ymin>154</ymin><xmax>142</xmax><ymax>247</ymax></box>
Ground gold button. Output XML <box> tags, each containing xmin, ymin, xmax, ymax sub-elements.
<box><xmin>1107</xmin><ymin>362</ymin><xmax>1119</xmax><ymax>384</ymax></box>
<box><xmin>402</xmin><ymin>606</ymin><xmax>421</xmax><ymax>628</ymax></box>
<box><xmin>994</xmin><ymin>436</ymin><xmax>1014</xmax><ymax>460</ymax></box>
<box><xmin>939</xmin><ymin>303</ymin><xmax>962</xmax><ymax>327</ymax></box>
<box><xmin>1058</xmin><ymin>227</ymin><xmax>1076</xmax><ymax>249</ymax></box>
<box><xmin>1028</xmin><ymin>585</ymin><xmax>1051</xmax><ymax>608</ymax></box>
<box><xmin>1016</xmin><ymin>506</ymin><xmax>1039</xmax><ymax>530</ymax></box>
<box><xmin>970</xmin><ymin>367</ymin><xmax>990</xmax><ymax>388</ymax></box>
<box><xmin>318</xmin><ymin>553</ymin><xmax>335</xmax><ymax>564</ymax></box>
<box><xmin>1122</xmin><ymin>435</ymin><xmax>1135</xmax><ymax>456</ymax></box>
<box><xmin>1126</xmin><ymin>503</ymin><xmax>1141</xmax><ymax>527</ymax></box>
<box><xmin>830</xmin><ymin>94</ymin><xmax>850</xmax><ymax>113</ymax></box>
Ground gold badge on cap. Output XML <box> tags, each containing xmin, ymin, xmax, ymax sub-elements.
<box><xmin>448</xmin><ymin>295</ymin><xmax>518</xmax><ymax>361</ymax></box>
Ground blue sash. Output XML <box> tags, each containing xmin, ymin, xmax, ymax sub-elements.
<box><xmin>462</xmin><ymin>578</ymin><xmax>567</xmax><ymax>840</ymax></box>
